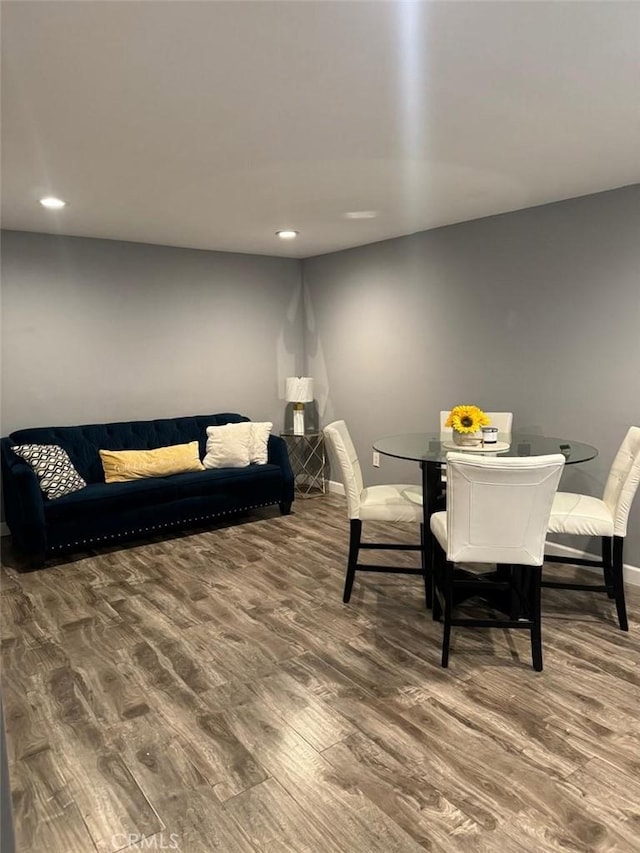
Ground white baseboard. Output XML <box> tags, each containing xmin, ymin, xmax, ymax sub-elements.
<box><xmin>327</xmin><ymin>479</ymin><xmax>345</xmax><ymax>496</ymax></box>
<box><xmin>545</xmin><ymin>541</ymin><xmax>640</xmax><ymax>587</ymax></box>
<box><xmin>326</xmin><ymin>483</ymin><xmax>640</xmax><ymax>587</ymax></box>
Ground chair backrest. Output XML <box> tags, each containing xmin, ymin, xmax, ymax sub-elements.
<box><xmin>602</xmin><ymin>426</ymin><xmax>640</xmax><ymax>537</ymax></box>
<box><xmin>446</xmin><ymin>452</ymin><xmax>565</xmax><ymax>565</ymax></box>
<box><xmin>440</xmin><ymin>411</ymin><xmax>513</xmax><ymax>436</ymax></box>
<box><xmin>323</xmin><ymin>421</ymin><xmax>364</xmax><ymax>519</ymax></box>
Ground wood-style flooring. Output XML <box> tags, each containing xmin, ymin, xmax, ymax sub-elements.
<box><xmin>1</xmin><ymin>494</ymin><xmax>639</xmax><ymax>853</ymax></box>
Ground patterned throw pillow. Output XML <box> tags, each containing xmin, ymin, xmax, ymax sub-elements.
<box><xmin>11</xmin><ymin>444</ymin><xmax>87</xmax><ymax>500</ymax></box>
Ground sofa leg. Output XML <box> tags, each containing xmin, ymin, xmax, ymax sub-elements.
<box><xmin>23</xmin><ymin>553</ymin><xmax>46</xmax><ymax>572</ymax></box>
<box><xmin>279</xmin><ymin>501</ymin><xmax>292</xmax><ymax>515</ymax></box>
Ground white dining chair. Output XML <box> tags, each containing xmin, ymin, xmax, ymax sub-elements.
<box><xmin>430</xmin><ymin>452</ymin><xmax>565</xmax><ymax>670</ymax></box>
<box><xmin>323</xmin><ymin>420</ymin><xmax>429</xmax><ymax>606</ymax></box>
<box><xmin>544</xmin><ymin>426</ymin><xmax>640</xmax><ymax>631</ymax></box>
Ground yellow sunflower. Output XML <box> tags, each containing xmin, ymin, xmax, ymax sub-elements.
<box><xmin>445</xmin><ymin>405</ymin><xmax>491</xmax><ymax>434</ymax></box>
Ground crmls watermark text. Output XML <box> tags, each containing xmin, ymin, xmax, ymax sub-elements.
<box><xmin>112</xmin><ymin>834</ymin><xmax>180</xmax><ymax>850</ymax></box>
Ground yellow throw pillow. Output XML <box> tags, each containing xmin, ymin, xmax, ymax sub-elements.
<box><xmin>100</xmin><ymin>441</ymin><xmax>204</xmax><ymax>483</ymax></box>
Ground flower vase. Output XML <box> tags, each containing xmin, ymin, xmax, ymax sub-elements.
<box><xmin>452</xmin><ymin>429</ymin><xmax>482</xmax><ymax>447</ymax></box>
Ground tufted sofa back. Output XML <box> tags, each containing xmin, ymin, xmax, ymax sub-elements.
<box><xmin>7</xmin><ymin>413</ymin><xmax>249</xmax><ymax>483</ymax></box>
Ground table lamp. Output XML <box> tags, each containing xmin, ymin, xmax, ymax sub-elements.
<box><xmin>285</xmin><ymin>377</ymin><xmax>314</xmax><ymax>436</ymax></box>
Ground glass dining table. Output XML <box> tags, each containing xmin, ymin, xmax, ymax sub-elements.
<box><xmin>372</xmin><ymin>432</ymin><xmax>599</xmax><ymax>573</ymax></box>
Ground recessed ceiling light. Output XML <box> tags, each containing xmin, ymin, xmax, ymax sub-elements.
<box><xmin>276</xmin><ymin>230</ymin><xmax>299</xmax><ymax>240</ymax></box>
<box><xmin>343</xmin><ymin>210</ymin><xmax>378</xmax><ymax>220</ymax></box>
<box><xmin>39</xmin><ymin>197</ymin><xmax>67</xmax><ymax>209</ymax></box>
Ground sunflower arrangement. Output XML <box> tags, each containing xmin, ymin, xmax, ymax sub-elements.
<box><xmin>445</xmin><ymin>405</ymin><xmax>490</xmax><ymax>434</ymax></box>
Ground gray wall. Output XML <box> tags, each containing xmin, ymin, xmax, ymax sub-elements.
<box><xmin>1</xmin><ymin>231</ymin><xmax>303</xmax><ymax>434</ymax></box>
<box><xmin>303</xmin><ymin>185</ymin><xmax>640</xmax><ymax>567</ymax></box>
<box><xmin>2</xmin><ymin>189</ymin><xmax>639</xmax><ymax>565</ymax></box>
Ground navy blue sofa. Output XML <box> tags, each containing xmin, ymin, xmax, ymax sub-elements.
<box><xmin>1</xmin><ymin>412</ymin><xmax>294</xmax><ymax>567</ymax></box>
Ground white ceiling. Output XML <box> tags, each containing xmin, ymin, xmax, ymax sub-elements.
<box><xmin>2</xmin><ymin>1</ymin><xmax>639</xmax><ymax>259</ymax></box>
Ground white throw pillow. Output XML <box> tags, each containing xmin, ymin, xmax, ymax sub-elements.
<box><xmin>203</xmin><ymin>423</ymin><xmax>252</xmax><ymax>468</ymax></box>
<box><xmin>249</xmin><ymin>421</ymin><xmax>272</xmax><ymax>465</ymax></box>
<box><xmin>203</xmin><ymin>421</ymin><xmax>273</xmax><ymax>468</ymax></box>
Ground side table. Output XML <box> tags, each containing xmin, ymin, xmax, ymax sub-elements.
<box><xmin>280</xmin><ymin>431</ymin><xmax>326</xmax><ymax>497</ymax></box>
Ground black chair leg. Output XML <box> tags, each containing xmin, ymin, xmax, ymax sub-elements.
<box><xmin>432</xmin><ymin>592</ymin><xmax>442</xmax><ymax>622</ymax></box>
<box><xmin>441</xmin><ymin>556</ymin><xmax>453</xmax><ymax>668</ymax></box>
<box><xmin>420</xmin><ymin>523</ymin><xmax>433</xmax><ymax>610</ymax></box>
<box><xmin>602</xmin><ymin>536</ymin><xmax>614</xmax><ymax>599</ymax></box>
<box><xmin>343</xmin><ymin>519</ymin><xmax>362</xmax><ymax>603</ymax></box>
<box><xmin>612</xmin><ymin>536</ymin><xmax>629</xmax><ymax>632</ymax></box>
<box><xmin>506</xmin><ymin>565</ymin><xmax>520</xmax><ymax>619</ymax></box>
<box><xmin>529</xmin><ymin>566</ymin><xmax>543</xmax><ymax>672</ymax></box>
<box><xmin>432</xmin><ymin>544</ymin><xmax>443</xmax><ymax>622</ymax></box>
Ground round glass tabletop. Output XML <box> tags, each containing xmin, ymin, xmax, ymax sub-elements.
<box><xmin>372</xmin><ymin>432</ymin><xmax>598</xmax><ymax>466</ymax></box>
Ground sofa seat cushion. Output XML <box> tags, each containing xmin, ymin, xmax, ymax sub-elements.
<box><xmin>44</xmin><ymin>477</ymin><xmax>178</xmax><ymax>522</ymax></box>
<box><xmin>168</xmin><ymin>464</ymin><xmax>284</xmax><ymax>500</ymax></box>
<box><xmin>44</xmin><ymin>464</ymin><xmax>284</xmax><ymax>523</ymax></box>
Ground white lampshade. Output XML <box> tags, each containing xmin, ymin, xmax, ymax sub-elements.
<box><xmin>285</xmin><ymin>376</ymin><xmax>314</xmax><ymax>403</ymax></box>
